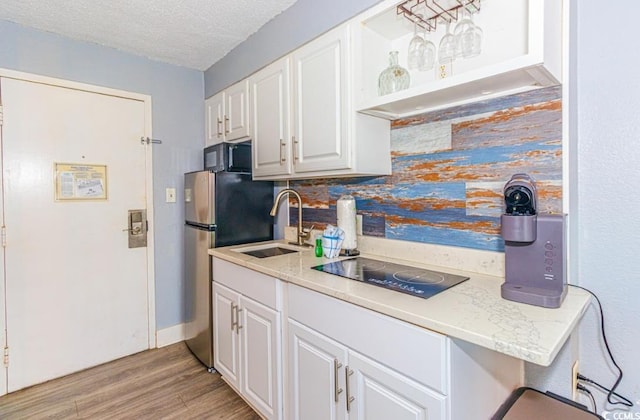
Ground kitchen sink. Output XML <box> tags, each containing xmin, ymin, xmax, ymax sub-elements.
<box><xmin>242</xmin><ymin>247</ymin><xmax>299</xmax><ymax>258</ymax></box>
<box><xmin>232</xmin><ymin>243</ymin><xmax>303</xmax><ymax>258</ymax></box>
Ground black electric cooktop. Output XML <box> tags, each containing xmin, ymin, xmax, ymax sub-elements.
<box><xmin>311</xmin><ymin>257</ymin><xmax>469</xmax><ymax>300</ymax></box>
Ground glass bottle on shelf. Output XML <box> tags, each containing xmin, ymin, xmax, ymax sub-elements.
<box><xmin>378</xmin><ymin>51</ymin><xmax>410</xmax><ymax>96</ymax></box>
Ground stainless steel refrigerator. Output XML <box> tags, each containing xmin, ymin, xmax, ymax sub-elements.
<box><xmin>184</xmin><ymin>170</ymin><xmax>273</xmax><ymax>369</ymax></box>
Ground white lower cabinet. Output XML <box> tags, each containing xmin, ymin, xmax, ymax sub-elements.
<box><xmin>212</xmin><ymin>258</ymin><xmax>283</xmax><ymax>420</ymax></box>
<box><xmin>288</xmin><ymin>319</ymin><xmax>444</xmax><ymax>420</ymax></box>
<box><xmin>285</xmin><ymin>283</ymin><xmax>522</xmax><ymax>420</ymax></box>
<box><xmin>213</xmin><ymin>282</ymin><xmax>240</xmax><ymax>386</ymax></box>
<box><xmin>212</xmin><ymin>258</ymin><xmax>521</xmax><ymax>420</ymax></box>
<box><xmin>349</xmin><ymin>351</ymin><xmax>446</xmax><ymax>420</ymax></box>
<box><xmin>288</xmin><ymin>319</ymin><xmax>347</xmax><ymax>420</ymax></box>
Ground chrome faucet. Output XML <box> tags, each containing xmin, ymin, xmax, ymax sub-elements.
<box><xmin>270</xmin><ymin>188</ymin><xmax>311</xmax><ymax>247</ymax></box>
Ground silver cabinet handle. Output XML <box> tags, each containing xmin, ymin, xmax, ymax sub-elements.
<box><xmin>293</xmin><ymin>136</ymin><xmax>299</xmax><ymax>161</ymax></box>
<box><xmin>235</xmin><ymin>307</ymin><xmax>243</xmax><ymax>333</ymax></box>
<box><xmin>224</xmin><ymin>116</ymin><xmax>230</xmax><ymax>134</ymax></box>
<box><xmin>216</xmin><ymin>118</ymin><xmax>223</xmax><ymax>137</ymax></box>
<box><xmin>280</xmin><ymin>140</ymin><xmax>286</xmax><ymax>164</ymax></box>
<box><xmin>334</xmin><ymin>359</ymin><xmax>343</xmax><ymax>403</ymax></box>
<box><xmin>345</xmin><ymin>366</ymin><xmax>354</xmax><ymax>412</ymax></box>
<box><xmin>230</xmin><ymin>303</ymin><xmax>237</xmax><ymax>331</ymax></box>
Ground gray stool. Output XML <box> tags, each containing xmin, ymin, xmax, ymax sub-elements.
<box><xmin>492</xmin><ymin>387</ymin><xmax>603</xmax><ymax>419</ymax></box>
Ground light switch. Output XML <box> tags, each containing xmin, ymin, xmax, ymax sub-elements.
<box><xmin>166</xmin><ymin>188</ymin><xmax>176</xmax><ymax>203</ymax></box>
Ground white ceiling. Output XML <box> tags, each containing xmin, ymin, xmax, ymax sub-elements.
<box><xmin>0</xmin><ymin>0</ymin><xmax>299</xmax><ymax>71</ymax></box>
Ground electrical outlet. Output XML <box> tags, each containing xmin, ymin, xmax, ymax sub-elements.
<box><xmin>356</xmin><ymin>214</ymin><xmax>363</xmax><ymax>235</ymax></box>
<box><xmin>572</xmin><ymin>360</ymin><xmax>579</xmax><ymax>400</ymax></box>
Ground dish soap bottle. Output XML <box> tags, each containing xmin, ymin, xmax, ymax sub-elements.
<box><xmin>315</xmin><ymin>235</ymin><xmax>323</xmax><ymax>257</ymax></box>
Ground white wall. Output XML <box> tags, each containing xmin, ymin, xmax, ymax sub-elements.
<box><xmin>528</xmin><ymin>0</ymin><xmax>640</xmax><ymax>414</ymax></box>
<box><xmin>0</xmin><ymin>20</ymin><xmax>204</xmax><ymax>330</ymax></box>
<box><xmin>573</xmin><ymin>0</ymin><xmax>640</xmax><ymax>412</ymax></box>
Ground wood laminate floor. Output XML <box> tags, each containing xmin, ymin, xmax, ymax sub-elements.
<box><xmin>0</xmin><ymin>342</ymin><xmax>260</xmax><ymax>419</ymax></box>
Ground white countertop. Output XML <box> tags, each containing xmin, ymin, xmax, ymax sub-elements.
<box><xmin>209</xmin><ymin>238</ymin><xmax>590</xmax><ymax>367</ymax></box>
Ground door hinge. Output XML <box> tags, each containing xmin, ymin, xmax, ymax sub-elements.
<box><xmin>1</xmin><ymin>226</ymin><xmax>6</xmax><ymax>248</ymax></box>
<box><xmin>3</xmin><ymin>346</ymin><xmax>8</xmax><ymax>367</ymax></box>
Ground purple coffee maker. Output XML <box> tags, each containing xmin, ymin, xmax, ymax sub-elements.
<box><xmin>501</xmin><ymin>174</ymin><xmax>567</xmax><ymax>308</ymax></box>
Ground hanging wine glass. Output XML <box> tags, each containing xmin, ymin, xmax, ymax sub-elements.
<box><xmin>438</xmin><ymin>20</ymin><xmax>456</xmax><ymax>64</ymax></box>
<box><xmin>419</xmin><ymin>26</ymin><xmax>436</xmax><ymax>71</ymax></box>
<box><xmin>407</xmin><ymin>15</ymin><xmax>427</xmax><ymax>70</ymax></box>
<box><xmin>453</xmin><ymin>7</ymin><xmax>470</xmax><ymax>60</ymax></box>
<box><xmin>460</xmin><ymin>9</ymin><xmax>483</xmax><ymax>58</ymax></box>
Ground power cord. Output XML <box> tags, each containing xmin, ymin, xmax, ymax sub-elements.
<box><xmin>578</xmin><ymin>373</ymin><xmax>633</xmax><ymax>407</ymax></box>
<box><xmin>577</xmin><ymin>383</ymin><xmax>597</xmax><ymax>414</ymax></box>
<box><xmin>570</xmin><ymin>284</ymin><xmax>633</xmax><ymax>407</ymax></box>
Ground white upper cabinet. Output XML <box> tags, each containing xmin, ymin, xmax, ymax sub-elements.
<box><xmin>290</xmin><ymin>23</ymin><xmax>349</xmax><ymax>174</ymax></box>
<box><xmin>225</xmin><ymin>80</ymin><xmax>251</xmax><ymax>141</ymax></box>
<box><xmin>205</xmin><ymin>91</ymin><xmax>224</xmax><ymax>146</ymax></box>
<box><xmin>205</xmin><ymin>80</ymin><xmax>250</xmax><ymax>146</ymax></box>
<box><xmin>250</xmin><ymin>57</ymin><xmax>292</xmax><ymax>177</ymax></box>
<box><xmin>353</xmin><ymin>0</ymin><xmax>562</xmax><ymax>119</ymax></box>
<box><xmin>251</xmin><ymin>23</ymin><xmax>391</xmax><ymax>180</ymax></box>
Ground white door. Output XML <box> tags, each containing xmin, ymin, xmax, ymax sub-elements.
<box><xmin>291</xmin><ymin>24</ymin><xmax>350</xmax><ymax>173</ymax></box>
<box><xmin>205</xmin><ymin>92</ymin><xmax>224</xmax><ymax>146</ymax></box>
<box><xmin>225</xmin><ymin>80</ymin><xmax>250</xmax><ymax>141</ymax></box>
<box><xmin>0</xmin><ymin>115</ymin><xmax>6</xmax><ymax>396</ymax></box>
<box><xmin>0</xmin><ymin>75</ymin><xmax>153</xmax><ymax>393</ymax></box>
<box><xmin>348</xmin><ymin>351</ymin><xmax>447</xmax><ymax>420</ymax></box>
<box><xmin>250</xmin><ymin>57</ymin><xmax>292</xmax><ymax>178</ymax></box>
<box><xmin>213</xmin><ymin>282</ymin><xmax>240</xmax><ymax>388</ymax></box>
<box><xmin>288</xmin><ymin>319</ymin><xmax>348</xmax><ymax>420</ymax></box>
<box><xmin>240</xmin><ymin>295</ymin><xmax>282</xmax><ymax>420</ymax></box>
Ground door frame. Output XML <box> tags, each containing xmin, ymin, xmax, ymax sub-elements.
<box><xmin>0</xmin><ymin>67</ymin><xmax>157</xmax><ymax>350</ymax></box>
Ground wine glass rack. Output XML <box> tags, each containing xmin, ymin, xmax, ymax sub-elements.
<box><xmin>397</xmin><ymin>0</ymin><xmax>481</xmax><ymax>31</ymax></box>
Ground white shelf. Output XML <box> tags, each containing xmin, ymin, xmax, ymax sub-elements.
<box><xmin>353</xmin><ymin>0</ymin><xmax>562</xmax><ymax>119</ymax></box>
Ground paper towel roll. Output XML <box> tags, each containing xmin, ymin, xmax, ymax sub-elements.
<box><xmin>337</xmin><ymin>195</ymin><xmax>357</xmax><ymax>250</ymax></box>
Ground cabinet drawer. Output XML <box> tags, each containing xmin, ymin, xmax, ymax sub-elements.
<box><xmin>212</xmin><ymin>258</ymin><xmax>281</xmax><ymax>310</ymax></box>
<box><xmin>287</xmin><ymin>284</ymin><xmax>449</xmax><ymax>394</ymax></box>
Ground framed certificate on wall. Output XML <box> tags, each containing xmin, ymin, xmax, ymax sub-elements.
<box><xmin>54</xmin><ymin>162</ymin><xmax>108</xmax><ymax>201</ymax></box>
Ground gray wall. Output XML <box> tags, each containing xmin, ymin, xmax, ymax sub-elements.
<box><xmin>0</xmin><ymin>20</ymin><xmax>204</xmax><ymax>330</ymax></box>
<box><xmin>204</xmin><ymin>0</ymin><xmax>382</xmax><ymax>97</ymax></box>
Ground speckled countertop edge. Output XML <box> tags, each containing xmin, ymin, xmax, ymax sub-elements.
<box><xmin>209</xmin><ymin>240</ymin><xmax>590</xmax><ymax>366</ymax></box>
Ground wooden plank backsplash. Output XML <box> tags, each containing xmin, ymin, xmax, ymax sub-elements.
<box><xmin>291</xmin><ymin>85</ymin><xmax>562</xmax><ymax>252</ymax></box>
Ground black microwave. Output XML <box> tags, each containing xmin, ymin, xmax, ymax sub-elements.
<box><xmin>204</xmin><ymin>141</ymin><xmax>252</xmax><ymax>173</ymax></box>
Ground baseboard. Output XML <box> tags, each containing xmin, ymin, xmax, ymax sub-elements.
<box><xmin>156</xmin><ymin>323</ymin><xmax>185</xmax><ymax>348</ymax></box>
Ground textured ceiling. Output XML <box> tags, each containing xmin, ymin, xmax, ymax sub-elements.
<box><xmin>0</xmin><ymin>0</ymin><xmax>298</xmax><ymax>70</ymax></box>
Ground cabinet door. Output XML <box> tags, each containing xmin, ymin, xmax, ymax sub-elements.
<box><xmin>250</xmin><ymin>57</ymin><xmax>292</xmax><ymax>177</ymax></box>
<box><xmin>212</xmin><ymin>282</ymin><xmax>240</xmax><ymax>388</ymax></box>
<box><xmin>225</xmin><ymin>80</ymin><xmax>250</xmax><ymax>141</ymax></box>
<box><xmin>288</xmin><ymin>319</ymin><xmax>348</xmax><ymax>420</ymax></box>
<box><xmin>291</xmin><ymin>24</ymin><xmax>350</xmax><ymax>173</ymax></box>
<box><xmin>347</xmin><ymin>351</ymin><xmax>447</xmax><ymax>420</ymax></box>
<box><xmin>240</xmin><ymin>295</ymin><xmax>282</xmax><ymax>420</ymax></box>
<box><xmin>205</xmin><ymin>92</ymin><xmax>224</xmax><ymax>146</ymax></box>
